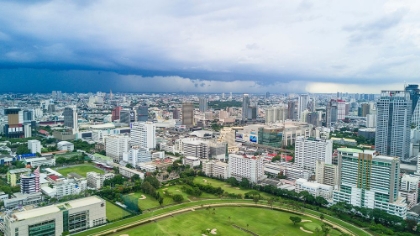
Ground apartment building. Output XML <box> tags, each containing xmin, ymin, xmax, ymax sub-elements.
<box><xmin>86</xmin><ymin>172</ymin><xmax>115</xmax><ymax>190</ymax></box>
<box><xmin>228</xmin><ymin>154</ymin><xmax>265</xmax><ymax>183</ymax></box>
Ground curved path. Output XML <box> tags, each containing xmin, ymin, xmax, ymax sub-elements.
<box><xmin>92</xmin><ymin>203</ymin><xmax>356</xmax><ymax>236</ymax></box>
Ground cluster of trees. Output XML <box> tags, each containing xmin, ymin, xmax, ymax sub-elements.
<box><xmin>71</xmin><ymin>140</ymin><xmax>95</xmax><ymax>153</ymax></box>
<box><xmin>208</xmin><ymin>101</ymin><xmax>242</xmax><ymax>109</ymax></box>
<box><xmin>103</xmin><ymin>175</ymin><xmax>126</xmax><ymax>187</ymax></box>
<box><xmin>181</xmin><ymin>185</ymin><xmax>202</xmax><ymax>197</ymax></box>
<box><xmin>16</xmin><ymin>145</ymin><xmax>31</xmax><ymax>155</ymax></box>
<box><xmin>172</xmin><ymin>194</ymin><xmax>184</xmax><ymax>203</ymax></box>
<box><xmin>330</xmin><ymin>202</ymin><xmax>419</xmax><ymax>234</ymax></box>
<box><xmin>55</xmin><ymin>155</ymin><xmax>85</xmax><ymax>165</ymax></box>
<box><xmin>226</xmin><ymin>177</ymin><xmax>251</xmax><ymax>189</ymax></box>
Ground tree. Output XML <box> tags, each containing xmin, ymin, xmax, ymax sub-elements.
<box><xmin>268</xmin><ymin>198</ymin><xmax>274</xmax><ymax>209</ymax></box>
<box><xmin>240</xmin><ymin>178</ymin><xmax>250</xmax><ymax>188</ymax></box>
<box><xmin>320</xmin><ymin>213</ymin><xmax>325</xmax><ymax>220</ymax></box>
<box><xmin>226</xmin><ymin>177</ymin><xmax>239</xmax><ymax>187</ymax></box>
<box><xmin>321</xmin><ymin>224</ymin><xmax>330</xmax><ymax>236</ymax></box>
<box><xmin>172</xmin><ymin>194</ymin><xmax>184</xmax><ymax>203</ymax></box>
<box><xmin>253</xmin><ymin>196</ymin><xmax>259</xmax><ymax>204</ymax></box>
<box><xmin>16</xmin><ymin>145</ymin><xmax>31</xmax><ymax>155</ymax></box>
<box><xmin>158</xmin><ymin>197</ymin><xmax>164</xmax><ymax>206</ymax></box>
<box><xmin>289</xmin><ymin>216</ymin><xmax>301</xmax><ymax>225</ymax></box>
<box><xmin>126</xmin><ymin>163</ymin><xmax>134</xmax><ymax>169</ymax></box>
<box><xmin>131</xmin><ymin>174</ymin><xmax>140</xmax><ymax>182</ymax></box>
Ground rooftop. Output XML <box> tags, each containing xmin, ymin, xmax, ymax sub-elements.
<box><xmin>8</xmin><ymin>168</ymin><xmax>31</xmax><ymax>174</ymax></box>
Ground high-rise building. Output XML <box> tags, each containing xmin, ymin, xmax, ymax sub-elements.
<box><xmin>360</xmin><ymin>103</ymin><xmax>370</xmax><ymax>117</ymax></box>
<box><xmin>326</xmin><ymin>99</ymin><xmax>337</xmax><ymax>128</ymax></box>
<box><xmin>112</xmin><ymin>106</ymin><xmax>122</xmax><ymax>121</ymax></box>
<box><xmin>123</xmin><ymin>146</ymin><xmax>152</xmax><ymax>167</ymax></box>
<box><xmin>63</xmin><ymin>106</ymin><xmax>78</xmax><ymax>134</ymax></box>
<box><xmin>21</xmin><ymin>167</ymin><xmax>40</xmax><ymax>194</ymax></box>
<box><xmin>333</xmin><ymin>148</ymin><xmax>406</xmax><ymax>218</ymax></box>
<box><xmin>375</xmin><ymin>90</ymin><xmax>411</xmax><ymax>160</ymax></box>
<box><xmin>130</xmin><ymin>122</ymin><xmax>156</xmax><ymax>150</ymax></box>
<box><xmin>105</xmin><ymin>135</ymin><xmax>129</xmax><ymax>162</ymax></box>
<box><xmin>228</xmin><ymin>154</ymin><xmax>265</xmax><ymax>183</ymax></box>
<box><xmin>265</xmin><ymin>92</ymin><xmax>270</xmax><ymax>99</ymax></box>
<box><xmin>182</xmin><ymin>140</ymin><xmax>209</xmax><ymax>159</ymax></box>
<box><xmin>172</xmin><ymin>109</ymin><xmax>180</xmax><ymax>119</ymax></box>
<box><xmin>297</xmin><ymin>94</ymin><xmax>308</xmax><ymax>121</ymax></box>
<box><xmin>242</xmin><ymin>94</ymin><xmax>250</xmax><ymax>121</ymax></box>
<box><xmin>4</xmin><ymin>108</ymin><xmax>24</xmax><ymax>138</ymax></box>
<box><xmin>199</xmin><ymin>97</ymin><xmax>208</xmax><ymax>112</ymax></box>
<box><xmin>405</xmin><ymin>84</ymin><xmax>420</xmax><ymax>128</ymax></box>
<box><xmin>119</xmin><ymin>109</ymin><xmax>131</xmax><ymax>124</ymax></box>
<box><xmin>366</xmin><ymin>114</ymin><xmax>377</xmax><ymax>128</ymax></box>
<box><xmin>182</xmin><ymin>103</ymin><xmax>194</xmax><ymax>127</ymax></box>
<box><xmin>295</xmin><ymin>136</ymin><xmax>333</xmax><ymax>173</ymax></box>
<box><xmin>287</xmin><ymin>100</ymin><xmax>296</xmax><ymax>120</ymax></box>
<box><xmin>315</xmin><ymin>160</ymin><xmax>338</xmax><ymax>188</ymax></box>
<box><xmin>137</xmin><ymin>105</ymin><xmax>148</xmax><ymax>122</ymax></box>
<box><xmin>400</xmin><ymin>174</ymin><xmax>419</xmax><ymax>208</ymax></box>
<box><xmin>337</xmin><ymin>100</ymin><xmax>346</xmax><ymax>120</ymax></box>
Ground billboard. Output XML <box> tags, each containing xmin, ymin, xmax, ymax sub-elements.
<box><xmin>250</xmin><ymin>135</ymin><xmax>258</xmax><ymax>143</ymax></box>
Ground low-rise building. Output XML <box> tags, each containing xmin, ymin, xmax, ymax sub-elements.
<box><xmin>137</xmin><ymin>163</ymin><xmax>157</xmax><ymax>172</ymax></box>
<box><xmin>41</xmin><ymin>178</ymin><xmax>87</xmax><ymax>198</ymax></box>
<box><xmin>4</xmin><ymin>192</ymin><xmax>43</xmax><ymax>209</ymax></box>
<box><xmin>24</xmin><ymin>157</ymin><xmax>55</xmax><ymax>167</ymax></box>
<box><xmin>86</xmin><ymin>172</ymin><xmax>115</xmax><ymax>190</ymax></box>
<box><xmin>400</xmin><ymin>174</ymin><xmax>419</xmax><ymax>209</ymax></box>
<box><xmin>119</xmin><ymin>166</ymin><xmax>145</xmax><ymax>179</ymax></box>
<box><xmin>295</xmin><ymin>178</ymin><xmax>333</xmax><ymax>200</ymax></box>
<box><xmin>202</xmin><ymin>160</ymin><xmax>229</xmax><ymax>179</ymax></box>
<box><xmin>27</xmin><ymin>140</ymin><xmax>42</xmax><ymax>154</ymax></box>
<box><xmin>57</xmin><ymin>141</ymin><xmax>75</xmax><ymax>152</ymax></box>
<box><xmin>4</xmin><ymin>196</ymin><xmax>106</xmax><ymax>235</ymax></box>
<box><xmin>183</xmin><ymin>156</ymin><xmax>201</xmax><ymax>168</ymax></box>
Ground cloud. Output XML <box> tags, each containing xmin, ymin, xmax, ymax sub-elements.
<box><xmin>0</xmin><ymin>0</ymin><xmax>419</xmax><ymax>93</ymax></box>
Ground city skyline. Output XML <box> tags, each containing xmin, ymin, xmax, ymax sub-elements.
<box><xmin>1</xmin><ymin>1</ymin><xmax>420</xmax><ymax>93</ymax></box>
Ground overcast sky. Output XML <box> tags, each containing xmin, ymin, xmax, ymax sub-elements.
<box><xmin>0</xmin><ymin>0</ymin><xmax>419</xmax><ymax>93</ymax></box>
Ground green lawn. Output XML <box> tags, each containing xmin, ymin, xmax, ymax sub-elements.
<box><xmin>113</xmin><ymin>207</ymin><xmax>342</xmax><ymax>236</ymax></box>
<box><xmin>55</xmin><ymin>164</ymin><xmax>105</xmax><ymax>177</ymax></box>
<box><xmin>193</xmin><ymin>177</ymin><xmax>274</xmax><ymax>199</ymax></box>
<box><xmin>106</xmin><ymin>201</ymin><xmax>131</xmax><ymax>221</ymax></box>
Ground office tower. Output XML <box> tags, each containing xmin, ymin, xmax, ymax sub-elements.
<box><xmin>405</xmin><ymin>84</ymin><xmax>420</xmax><ymax>128</ymax></box>
<box><xmin>247</xmin><ymin>106</ymin><xmax>257</xmax><ymax>120</ymax></box>
<box><xmin>21</xmin><ymin>167</ymin><xmax>40</xmax><ymax>194</ymax></box>
<box><xmin>360</xmin><ymin>103</ymin><xmax>370</xmax><ymax>117</ymax></box>
<box><xmin>112</xmin><ymin>106</ymin><xmax>122</xmax><ymax>121</ymax></box>
<box><xmin>199</xmin><ymin>97</ymin><xmax>208</xmax><ymax>112</ymax></box>
<box><xmin>287</xmin><ymin>100</ymin><xmax>296</xmax><ymax>120</ymax></box>
<box><xmin>23</xmin><ymin>110</ymin><xmax>33</xmax><ymax>122</ymax></box>
<box><xmin>137</xmin><ymin>105</ymin><xmax>148</xmax><ymax>122</ymax></box>
<box><xmin>375</xmin><ymin>90</ymin><xmax>411</xmax><ymax>160</ymax></box>
<box><xmin>28</xmin><ymin>140</ymin><xmax>42</xmax><ymax>154</ymax></box>
<box><xmin>105</xmin><ymin>135</ymin><xmax>129</xmax><ymax>162</ymax></box>
<box><xmin>366</xmin><ymin>114</ymin><xmax>377</xmax><ymax>128</ymax></box>
<box><xmin>182</xmin><ymin>140</ymin><xmax>209</xmax><ymax>159</ymax></box>
<box><xmin>333</xmin><ymin>148</ymin><xmax>406</xmax><ymax>218</ymax></box>
<box><xmin>297</xmin><ymin>94</ymin><xmax>308</xmax><ymax>121</ymax></box>
<box><xmin>119</xmin><ymin>109</ymin><xmax>131</xmax><ymax>124</ymax></box>
<box><xmin>130</xmin><ymin>122</ymin><xmax>156</xmax><ymax>150</ymax></box>
<box><xmin>228</xmin><ymin>154</ymin><xmax>264</xmax><ymax>183</ymax></box>
<box><xmin>63</xmin><ymin>106</ymin><xmax>78</xmax><ymax>134</ymax></box>
<box><xmin>242</xmin><ymin>94</ymin><xmax>250</xmax><ymax>121</ymax></box>
<box><xmin>326</xmin><ymin>99</ymin><xmax>337</xmax><ymax>128</ymax></box>
<box><xmin>305</xmin><ymin>112</ymin><xmax>320</xmax><ymax>127</ymax></box>
<box><xmin>4</xmin><ymin>108</ymin><xmax>24</xmax><ymax>138</ymax></box>
<box><xmin>337</xmin><ymin>100</ymin><xmax>346</xmax><ymax>120</ymax></box>
<box><xmin>182</xmin><ymin>103</ymin><xmax>194</xmax><ymax>127</ymax></box>
<box><xmin>295</xmin><ymin>136</ymin><xmax>333</xmax><ymax>173</ymax></box>
<box><xmin>265</xmin><ymin>92</ymin><xmax>270</xmax><ymax>99</ymax></box>
<box><xmin>172</xmin><ymin>109</ymin><xmax>179</xmax><ymax>119</ymax></box>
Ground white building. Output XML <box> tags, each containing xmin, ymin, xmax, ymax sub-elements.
<box><xmin>315</xmin><ymin>160</ymin><xmax>338</xmax><ymax>189</ymax></box>
<box><xmin>400</xmin><ymin>174</ymin><xmax>419</xmax><ymax>208</ymax></box>
<box><xmin>366</xmin><ymin>114</ymin><xmax>377</xmax><ymax>128</ymax></box>
<box><xmin>86</xmin><ymin>172</ymin><xmax>115</xmax><ymax>190</ymax></box>
<box><xmin>131</xmin><ymin>122</ymin><xmax>156</xmax><ymax>150</ymax></box>
<box><xmin>57</xmin><ymin>141</ymin><xmax>74</xmax><ymax>152</ymax></box>
<box><xmin>295</xmin><ymin>136</ymin><xmax>333</xmax><ymax>173</ymax></box>
<box><xmin>105</xmin><ymin>135</ymin><xmax>129</xmax><ymax>162</ymax></box>
<box><xmin>27</xmin><ymin>140</ymin><xmax>42</xmax><ymax>154</ymax></box>
<box><xmin>296</xmin><ymin>178</ymin><xmax>333</xmax><ymax>200</ymax></box>
<box><xmin>264</xmin><ymin>162</ymin><xmax>311</xmax><ymax>181</ymax></box>
<box><xmin>123</xmin><ymin>146</ymin><xmax>152</xmax><ymax>167</ymax></box>
<box><xmin>202</xmin><ymin>160</ymin><xmax>229</xmax><ymax>179</ymax></box>
<box><xmin>229</xmin><ymin>154</ymin><xmax>265</xmax><ymax>183</ymax></box>
<box><xmin>4</xmin><ymin>196</ymin><xmax>106</xmax><ymax>236</ymax></box>
<box><xmin>41</xmin><ymin>178</ymin><xmax>87</xmax><ymax>198</ymax></box>
<box><xmin>24</xmin><ymin>157</ymin><xmax>55</xmax><ymax>167</ymax></box>
<box><xmin>183</xmin><ymin>156</ymin><xmax>201</xmax><ymax>168</ymax></box>
<box><xmin>152</xmin><ymin>151</ymin><xmax>165</xmax><ymax>159</ymax></box>
<box><xmin>137</xmin><ymin>163</ymin><xmax>157</xmax><ymax>172</ymax></box>
<box><xmin>118</xmin><ymin>165</ymin><xmax>145</xmax><ymax>179</ymax></box>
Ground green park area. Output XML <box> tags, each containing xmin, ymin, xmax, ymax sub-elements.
<box><xmin>55</xmin><ymin>164</ymin><xmax>104</xmax><ymax>177</ymax></box>
<box><xmin>113</xmin><ymin>207</ymin><xmax>342</xmax><ymax>236</ymax></box>
<box><xmin>106</xmin><ymin>201</ymin><xmax>131</xmax><ymax>221</ymax></box>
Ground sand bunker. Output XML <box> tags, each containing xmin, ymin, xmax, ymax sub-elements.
<box><xmin>163</xmin><ymin>188</ymin><xmax>168</xmax><ymax>190</ymax></box>
<box><xmin>235</xmin><ymin>187</ymin><xmax>240</xmax><ymax>190</ymax></box>
<box><xmin>210</xmin><ymin>228</ymin><xmax>217</xmax><ymax>235</ymax></box>
<box><xmin>300</xmin><ymin>227</ymin><xmax>313</xmax><ymax>234</ymax></box>
<box><xmin>203</xmin><ymin>179</ymin><xmax>208</xmax><ymax>183</ymax></box>
<box><xmin>301</xmin><ymin>220</ymin><xmax>312</xmax><ymax>223</ymax></box>
<box><xmin>138</xmin><ymin>195</ymin><xmax>146</xmax><ymax>200</ymax></box>
<box><xmin>120</xmin><ymin>234</ymin><xmax>129</xmax><ymax>236</ymax></box>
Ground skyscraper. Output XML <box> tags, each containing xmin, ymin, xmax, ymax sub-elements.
<box><xmin>131</xmin><ymin>122</ymin><xmax>156</xmax><ymax>150</ymax></box>
<box><xmin>297</xmin><ymin>94</ymin><xmax>308</xmax><ymax>121</ymax></box>
<box><xmin>119</xmin><ymin>109</ymin><xmax>131</xmax><ymax>124</ymax></box>
<box><xmin>325</xmin><ymin>99</ymin><xmax>337</xmax><ymax>128</ymax></box>
<box><xmin>405</xmin><ymin>84</ymin><xmax>420</xmax><ymax>128</ymax></box>
<box><xmin>375</xmin><ymin>90</ymin><xmax>411</xmax><ymax>160</ymax></box>
<box><xmin>199</xmin><ymin>97</ymin><xmax>208</xmax><ymax>112</ymax></box>
<box><xmin>182</xmin><ymin>103</ymin><xmax>194</xmax><ymax>127</ymax></box>
<box><xmin>242</xmin><ymin>94</ymin><xmax>250</xmax><ymax>121</ymax></box>
<box><xmin>63</xmin><ymin>106</ymin><xmax>78</xmax><ymax>134</ymax></box>
<box><xmin>287</xmin><ymin>100</ymin><xmax>296</xmax><ymax>120</ymax></box>
<box><xmin>111</xmin><ymin>106</ymin><xmax>122</xmax><ymax>121</ymax></box>
<box><xmin>137</xmin><ymin>105</ymin><xmax>149</xmax><ymax>122</ymax></box>
<box><xmin>4</xmin><ymin>108</ymin><xmax>24</xmax><ymax>138</ymax></box>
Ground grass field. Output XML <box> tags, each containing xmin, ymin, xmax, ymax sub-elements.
<box><xmin>113</xmin><ymin>207</ymin><xmax>342</xmax><ymax>236</ymax></box>
<box><xmin>193</xmin><ymin>177</ymin><xmax>274</xmax><ymax>198</ymax></box>
<box><xmin>106</xmin><ymin>201</ymin><xmax>131</xmax><ymax>221</ymax></box>
<box><xmin>56</xmin><ymin>164</ymin><xmax>104</xmax><ymax>177</ymax></box>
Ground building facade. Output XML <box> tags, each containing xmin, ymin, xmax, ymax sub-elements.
<box><xmin>131</xmin><ymin>122</ymin><xmax>156</xmax><ymax>150</ymax></box>
<box><xmin>228</xmin><ymin>154</ymin><xmax>265</xmax><ymax>183</ymax></box>
<box><xmin>105</xmin><ymin>135</ymin><xmax>129</xmax><ymax>162</ymax></box>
